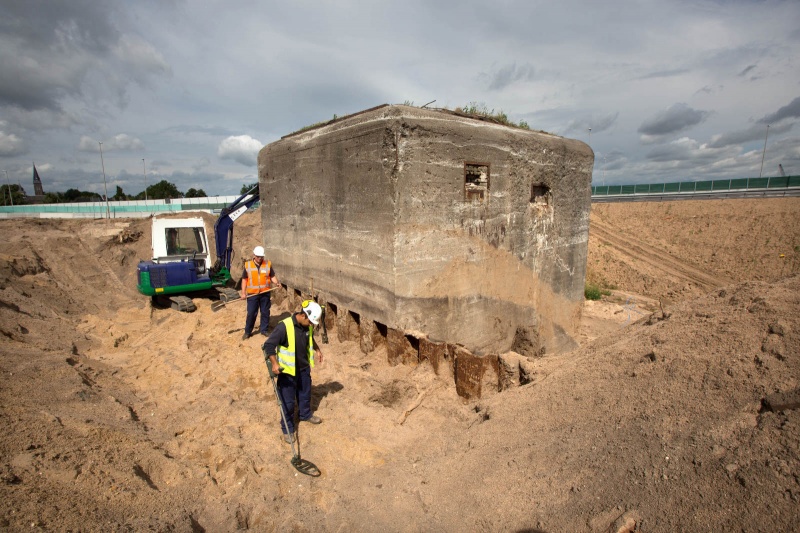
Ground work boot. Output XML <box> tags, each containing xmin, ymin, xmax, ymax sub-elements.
<box><xmin>302</xmin><ymin>415</ymin><xmax>322</xmax><ymax>425</ymax></box>
<box><xmin>283</xmin><ymin>432</ymin><xmax>295</xmax><ymax>444</ymax></box>
<box><xmin>242</xmin><ymin>332</ymin><xmax>250</xmax><ymax>341</ymax></box>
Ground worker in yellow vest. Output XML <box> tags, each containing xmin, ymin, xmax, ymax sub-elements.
<box><xmin>263</xmin><ymin>300</ymin><xmax>324</xmax><ymax>443</ymax></box>
<box><xmin>240</xmin><ymin>246</ymin><xmax>278</xmax><ymax>341</ymax></box>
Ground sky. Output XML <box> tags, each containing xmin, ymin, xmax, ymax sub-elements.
<box><xmin>1</xmin><ymin>0</ymin><xmax>799</xmax><ymax>197</ymax></box>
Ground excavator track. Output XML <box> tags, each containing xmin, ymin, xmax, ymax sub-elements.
<box><xmin>168</xmin><ymin>295</ymin><xmax>197</xmax><ymax>313</ymax></box>
<box><xmin>216</xmin><ymin>286</ymin><xmax>240</xmax><ymax>302</ymax></box>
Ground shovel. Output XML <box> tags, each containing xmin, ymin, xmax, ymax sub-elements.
<box><xmin>265</xmin><ymin>359</ymin><xmax>321</xmax><ymax>477</ymax></box>
<box><xmin>211</xmin><ymin>286</ymin><xmax>277</xmax><ymax>312</ymax></box>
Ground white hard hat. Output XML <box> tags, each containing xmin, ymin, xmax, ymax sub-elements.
<box><xmin>253</xmin><ymin>246</ymin><xmax>265</xmax><ymax>257</ymax></box>
<box><xmin>302</xmin><ymin>301</ymin><xmax>322</xmax><ymax>325</ymax></box>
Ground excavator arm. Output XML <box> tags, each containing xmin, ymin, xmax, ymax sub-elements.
<box><xmin>210</xmin><ymin>185</ymin><xmax>260</xmax><ymax>284</ymax></box>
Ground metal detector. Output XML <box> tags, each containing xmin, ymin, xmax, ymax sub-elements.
<box><xmin>266</xmin><ymin>361</ymin><xmax>321</xmax><ymax>477</ymax></box>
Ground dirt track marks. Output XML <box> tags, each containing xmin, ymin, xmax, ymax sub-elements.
<box><xmin>591</xmin><ymin>219</ymin><xmax>731</xmax><ymax>293</ymax></box>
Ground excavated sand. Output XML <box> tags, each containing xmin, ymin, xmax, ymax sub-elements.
<box><xmin>1</xmin><ymin>198</ymin><xmax>798</xmax><ymax>532</ymax></box>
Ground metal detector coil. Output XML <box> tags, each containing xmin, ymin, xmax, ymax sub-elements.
<box><xmin>265</xmin><ymin>352</ymin><xmax>321</xmax><ymax>477</ymax></box>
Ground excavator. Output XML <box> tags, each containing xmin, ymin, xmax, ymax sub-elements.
<box><xmin>136</xmin><ymin>186</ymin><xmax>260</xmax><ymax>311</ymax></box>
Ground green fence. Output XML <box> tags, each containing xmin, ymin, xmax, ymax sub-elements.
<box><xmin>592</xmin><ymin>175</ymin><xmax>800</xmax><ymax>196</ymax></box>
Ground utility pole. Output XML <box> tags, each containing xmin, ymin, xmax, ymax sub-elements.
<box><xmin>99</xmin><ymin>142</ymin><xmax>111</xmax><ymax>220</ymax></box>
<box><xmin>142</xmin><ymin>158</ymin><xmax>148</xmax><ymax>201</ymax></box>
<box><xmin>759</xmin><ymin>124</ymin><xmax>770</xmax><ymax>179</ymax></box>
<box><xmin>4</xmin><ymin>170</ymin><xmax>13</xmax><ymax>206</ymax></box>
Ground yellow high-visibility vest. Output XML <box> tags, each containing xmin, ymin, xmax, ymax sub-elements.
<box><xmin>277</xmin><ymin>317</ymin><xmax>315</xmax><ymax>376</ymax></box>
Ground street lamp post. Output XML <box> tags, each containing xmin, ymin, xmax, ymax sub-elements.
<box><xmin>99</xmin><ymin>142</ymin><xmax>111</xmax><ymax>220</ymax></box>
<box><xmin>142</xmin><ymin>158</ymin><xmax>148</xmax><ymax>201</ymax></box>
<box><xmin>4</xmin><ymin>170</ymin><xmax>13</xmax><ymax>206</ymax></box>
<box><xmin>759</xmin><ymin>124</ymin><xmax>770</xmax><ymax>179</ymax></box>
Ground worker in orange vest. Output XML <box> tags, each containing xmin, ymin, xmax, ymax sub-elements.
<box><xmin>240</xmin><ymin>246</ymin><xmax>278</xmax><ymax>340</ymax></box>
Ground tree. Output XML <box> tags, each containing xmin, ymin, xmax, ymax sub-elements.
<box><xmin>0</xmin><ymin>184</ymin><xmax>26</xmax><ymax>205</ymax></box>
<box><xmin>112</xmin><ymin>185</ymin><xmax>127</xmax><ymax>201</ymax></box>
<box><xmin>64</xmin><ymin>188</ymin><xmax>83</xmax><ymax>202</ymax></box>
<box><xmin>44</xmin><ymin>192</ymin><xmax>64</xmax><ymax>203</ymax></box>
<box><xmin>63</xmin><ymin>188</ymin><xmax>101</xmax><ymax>202</ymax></box>
<box><xmin>146</xmin><ymin>180</ymin><xmax>182</xmax><ymax>200</ymax></box>
<box><xmin>184</xmin><ymin>188</ymin><xmax>207</xmax><ymax>198</ymax></box>
<box><xmin>241</xmin><ymin>183</ymin><xmax>258</xmax><ymax>195</ymax></box>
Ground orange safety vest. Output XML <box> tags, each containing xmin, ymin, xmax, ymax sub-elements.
<box><xmin>244</xmin><ymin>259</ymin><xmax>272</xmax><ymax>295</ymax></box>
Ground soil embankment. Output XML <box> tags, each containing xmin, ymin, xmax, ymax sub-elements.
<box><xmin>1</xmin><ymin>198</ymin><xmax>799</xmax><ymax>531</ymax></box>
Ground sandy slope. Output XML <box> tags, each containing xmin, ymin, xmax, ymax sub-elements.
<box><xmin>1</xmin><ymin>198</ymin><xmax>799</xmax><ymax>532</ymax></box>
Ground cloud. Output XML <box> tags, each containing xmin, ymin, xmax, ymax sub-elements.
<box><xmin>595</xmin><ymin>150</ymin><xmax>627</xmax><ymax>171</ymax></box>
<box><xmin>758</xmin><ymin>96</ymin><xmax>800</xmax><ymax>125</ymax></box>
<box><xmin>483</xmin><ymin>62</ymin><xmax>536</xmax><ymax>91</ymax></box>
<box><xmin>161</xmin><ymin>125</ymin><xmax>236</xmax><ymax>137</ymax></box>
<box><xmin>638</xmin><ymin>103</ymin><xmax>710</xmax><ymax>141</ymax></box>
<box><xmin>709</xmin><ymin>122</ymin><xmax>792</xmax><ymax>149</ymax></box>
<box><xmin>217</xmin><ymin>135</ymin><xmax>263</xmax><ymax>166</ymax></box>
<box><xmin>638</xmin><ymin>68</ymin><xmax>690</xmax><ymax>80</ymax></box>
<box><xmin>695</xmin><ymin>85</ymin><xmax>724</xmax><ymax>96</ymax></box>
<box><xmin>113</xmin><ymin>35</ymin><xmax>171</xmax><ymax>86</ymax></box>
<box><xmin>0</xmin><ymin>1</ymin><xmax>169</xmax><ymax>130</ymax></box>
<box><xmin>77</xmin><ymin>134</ymin><xmax>144</xmax><ymax>152</ymax></box>
<box><xmin>738</xmin><ymin>64</ymin><xmax>757</xmax><ymax>77</ymax></box>
<box><xmin>565</xmin><ymin>112</ymin><xmax>619</xmax><ymax>135</ymax></box>
<box><xmin>192</xmin><ymin>158</ymin><xmax>211</xmax><ymax>173</ymax></box>
<box><xmin>0</xmin><ymin>128</ymin><xmax>28</xmax><ymax>157</ymax></box>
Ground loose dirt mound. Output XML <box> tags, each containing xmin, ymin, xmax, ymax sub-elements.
<box><xmin>1</xmin><ymin>200</ymin><xmax>799</xmax><ymax>531</ymax></box>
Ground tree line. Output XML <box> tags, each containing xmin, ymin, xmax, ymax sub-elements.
<box><xmin>1</xmin><ymin>180</ymin><xmax>209</xmax><ymax>205</ymax></box>
<box><xmin>2</xmin><ymin>180</ymin><xmax>259</xmax><ymax>206</ymax></box>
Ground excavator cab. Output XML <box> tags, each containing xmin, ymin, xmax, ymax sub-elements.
<box><xmin>137</xmin><ymin>218</ymin><xmax>217</xmax><ymax>311</ymax></box>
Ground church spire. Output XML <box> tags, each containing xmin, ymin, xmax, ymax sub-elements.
<box><xmin>33</xmin><ymin>163</ymin><xmax>44</xmax><ymax>196</ymax></box>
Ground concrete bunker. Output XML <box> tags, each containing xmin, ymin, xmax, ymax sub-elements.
<box><xmin>258</xmin><ymin>104</ymin><xmax>593</xmax><ymax>394</ymax></box>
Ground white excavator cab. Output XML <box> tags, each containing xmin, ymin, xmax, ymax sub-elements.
<box><xmin>150</xmin><ymin>217</ymin><xmax>212</xmax><ymax>272</ymax></box>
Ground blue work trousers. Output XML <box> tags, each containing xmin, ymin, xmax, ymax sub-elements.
<box><xmin>277</xmin><ymin>366</ymin><xmax>312</xmax><ymax>435</ymax></box>
<box><xmin>244</xmin><ymin>291</ymin><xmax>271</xmax><ymax>336</ymax></box>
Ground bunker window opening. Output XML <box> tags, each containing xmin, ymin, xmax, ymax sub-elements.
<box><xmin>464</xmin><ymin>162</ymin><xmax>490</xmax><ymax>202</ymax></box>
<box><xmin>530</xmin><ymin>183</ymin><xmax>550</xmax><ymax>206</ymax></box>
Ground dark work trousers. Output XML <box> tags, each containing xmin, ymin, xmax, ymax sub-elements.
<box><xmin>244</xmin><ymin>291</ymin><xmax>271</xmax><ymax>336</ymax></box>
<box><xmin>277</xmin><ymin>366</ymin><xmax>312</xmax><ymax>435</ymax></box>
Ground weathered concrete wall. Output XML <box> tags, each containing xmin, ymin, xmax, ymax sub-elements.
<box><xmin>259</xmin><ymin>104</ymin><xmax>592</xmax><ymax>356</ymax></box>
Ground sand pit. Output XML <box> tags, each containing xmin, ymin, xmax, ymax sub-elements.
<box><xmin>1</xmin><ymin>198</ymin><xmax>799</xmax><ymax>531</ymax></box>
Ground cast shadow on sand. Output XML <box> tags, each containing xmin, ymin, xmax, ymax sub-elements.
<box><xmin>311</xmin><ymin>381</ymin><xmax>344</xmax><ymax>411</ymax></box>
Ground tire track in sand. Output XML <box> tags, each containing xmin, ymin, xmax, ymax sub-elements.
<box><xmin>591</xmin><ymin>219</ymin><xmax>732</xmax><ymax>293</ymax></box>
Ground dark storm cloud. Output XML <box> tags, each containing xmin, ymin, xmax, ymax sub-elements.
<box><xmin>0</xmin><ymin>1</ymin><xmax>118</xmax><ymax>111</ymax></box>
<box><xmin>758</xmin><ymin>96</ymin><xmax>800</xmax><ymax>125</ymax></box>
<box><xmin>0</xmin><ymin>0</ymin><xmax>169</xmax><ymax>126</ymax></box>
<box><xmin>638</xmin><ymin>103</ymin><xmax>709</xmax><ymax>136</ymax></box>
